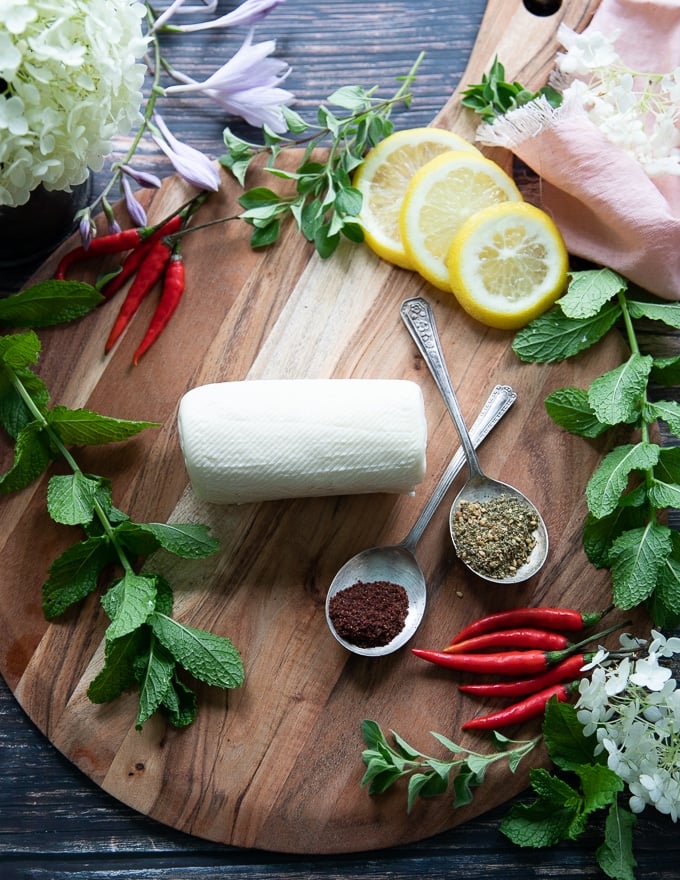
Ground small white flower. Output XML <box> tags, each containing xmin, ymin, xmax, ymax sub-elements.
<box><xmin>630</xmin><ymin>655</ymin><xmax>672</xmax><ymax>691</ymax></box>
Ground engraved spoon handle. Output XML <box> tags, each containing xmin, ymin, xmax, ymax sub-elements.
<box><xmin>401</xmin><ymin>384</ymin><xmax>516</xmax><ymax>553</ymax></box>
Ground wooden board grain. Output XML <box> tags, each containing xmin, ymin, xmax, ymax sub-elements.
<box><xmin>0</xmin><ymin>0</ymin><xmax>647</xmax><ymax>855</ymax></box>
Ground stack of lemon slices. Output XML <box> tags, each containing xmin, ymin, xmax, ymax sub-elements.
<box><xmin>353</xmin><ymin>127</ymin><xmax>568</xmax><ymax>330</ymax></box>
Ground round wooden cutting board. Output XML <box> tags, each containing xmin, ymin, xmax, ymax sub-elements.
<box><xmin>0</xmin><ymin>0</ymin><xmax>646</xmax><ymax>855</ymax></box>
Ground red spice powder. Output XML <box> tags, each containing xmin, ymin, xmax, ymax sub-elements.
<box><xmin>328</xmin><ymin>579</ymin><xmax>409</xmax><ymax>649</ymax></box>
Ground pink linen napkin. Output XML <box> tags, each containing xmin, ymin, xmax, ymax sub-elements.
<box><xmin>478</xmin><ymin>0</ymin><xmax>680</xmax><ymax>300</ymax></box>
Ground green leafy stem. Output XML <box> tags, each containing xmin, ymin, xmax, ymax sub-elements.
<box><xmin>219</xmin><ymin>53</ymin><xmax>425</xmax><ymax>258</ymax></box>
<box><xmin>512</xmin><ymin>267</ymin><xmax>680</xmax><ymax>629</ymax></box>
<box><xmin>0</xmin><ymin>297</ymin><xmax>244</xmax><ymax>729</ymax></box>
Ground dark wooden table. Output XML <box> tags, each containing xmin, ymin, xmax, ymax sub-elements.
<box><xmin>2</xmin><ymin>2</ymin><xmax>680</xmax><ymax>877</ymax></box>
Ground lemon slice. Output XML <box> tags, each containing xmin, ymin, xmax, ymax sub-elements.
<box><xmin>353</xmin><ymin>127</ymin><xmax>481</xmax><ymax>268</ymax></box>
<box><xmin>446</xmin><ymin>201</ymin><xmax>569</xmax><ymax>330</ymax></box>
<box><xmin>399</xmin><ymin>152</ymin><xmax>522</xmax><ymax>291</ymax></box>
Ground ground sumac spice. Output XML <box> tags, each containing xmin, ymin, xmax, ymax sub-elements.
<box><xmin>328</xmin><ymin>580</ymin><xmax>409</xmax><ymax>648</ymax></box>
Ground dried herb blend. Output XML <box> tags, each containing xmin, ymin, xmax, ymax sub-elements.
<box><xmin>451</xmin><ymin>494</ymin><xmax>538</xmax><ymax>578</ymax></box>
<box><xmin>328</xmin><ymin>580</ymin><xmax>409</xmax><ymax>648</ymax></box>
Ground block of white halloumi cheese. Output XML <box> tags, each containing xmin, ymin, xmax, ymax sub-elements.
<box><xmin>177</xmin><ymin>379</ymin><xmax>428</xmax><ymax>504</ymax></box>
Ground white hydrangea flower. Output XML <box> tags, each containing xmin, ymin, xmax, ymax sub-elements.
<box><xmin>0</xmin><ymin>0</ymin><xmax>148</xmax><ymax>207</ymax></box>
<box><xmin>553</xmin><ymin>24</ymin><xmax>680</xmax><ymax>178</ymax></box>
<box><xmin>575</xmin><ymin>633</ymin><xmax>680</xmax><ymax>821</ymax></box>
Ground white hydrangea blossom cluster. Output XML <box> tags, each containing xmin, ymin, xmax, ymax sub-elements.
<box><xmin>0</xmin><ymin>0</ymin><xmax>148</xmax><ymax>207</ymax></box>
<box><xmin>576</xmin><ymin>630</ymin><xmax>680</xmax><ymax>821</ymax></box>
<box><xmin>554</xmin><ymin>25</ymin><xmax>680</xmax><ymax>178</ymax></box>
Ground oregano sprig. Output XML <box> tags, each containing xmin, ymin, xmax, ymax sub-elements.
<box><xmin>0</xmin><ymin>318</ymin><xmax>244</xmax><ymax>728</ymax></box>
<box><xmin>361</xmin><ymin>719</ymin><xmax>540</xmax><ymax>813</ymax></box>
<box><xmin>513</xmin><ymin>267</ymin><xmax>680</xmax><ymax>629</ymax></box>
<box><xmin>460</xmin><ymin>56</ymin><xmax>562</xmax><ymax>124</ymax></box>
<box><xmin>219</xmin><ymin>53</ymin><xmax>425</xmax><ymax>258</ymax></box>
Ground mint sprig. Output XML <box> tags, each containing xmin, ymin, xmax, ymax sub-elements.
<box><xmin>0</xmin><ymin>326</ymin><xmax>244</xmax><ymax>727</ymax></box>
<box><xmin>219</xmin><ymin>55</ymin><xmax>424</xmax><ymax>258</ymax></box>
<box><xmin>460</xmin><ymin>56</ymin><xmax>562</xmax><ymax>124</ymax></box>
<box><xmin>360</xmin><ymin>719</ymin><xmax>539</xmax><ymax>813</ymax></box>
<box><xmin>500</xmin><ymin>699</ymin><xmax>636</xmax><ymax>880</ymax></box>
<box><xmin>513</xmin><ymin>268</ymin><xmax>680</xmax><ymax>629</ymax></box>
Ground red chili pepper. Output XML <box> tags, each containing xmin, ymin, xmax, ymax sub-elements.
<box><xmin>132</xmin><ymin>247</ymin><xmax>185</xmax><ymax>365</ymax></box>
<box><xmin>461</xmin><ymin>681</ymin><xmax>579</xmax><ymax>731</ymax></box>
<box><xmin>446</xmin><ymin>606</ymin><xmax>609</xmax><ymax>648</ymax></box>
<box><xmin>412</xmin><ymin>648</ymin><xmax>564</xmax><ymax>676</ymax></box>
<box><xmin>414</xmin><ymin>621</ymin><xmax>624</xmax><ymax>677</ymax></box>
<box><xmin>101</xmin><ymin>215</ymin><xmax>183</xmax><ymax>299</ymax></box>
<box><xmin>443</xmin><ymin>627</ymin><xmax>570</xmax><ymax>654</ymax></box>
<box><xmin>55</xmin><ymin>227</ymin><xmax>147</xmax><ymax>279</ymax></box>
<box><xmin>458</xmin><ymin>653</ymin><xmax>592</xmax><ymax>699</ymax></box>
<box><xmin>104</xmin><ymin>238</ymin><xmax>172</xmax><ymax>353</ymax></box>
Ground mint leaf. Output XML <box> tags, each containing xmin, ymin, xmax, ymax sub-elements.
<box><xmin>576</xmin><ymin>763</ymin><xmax>623</xmax><ymax>815</ymax></box>
<box><xmin>102</xmin><ymin>572</ymin><xmax>157</xmax><ymax>641</ymax></box>
<box><xmin>42</xmin><ymin>535</ymin><xmax>116</xmax><ymax>618</ymax></box>
<box><xmin>500</xmin><ymin>798</ymin><xmax>579</xmax><ymax>847</ymax></box>
<box><xmin>586</xmin><ymin>443</ymin><xmax>660</xmax><ymax>518</ymax></box>
<box><xmin>47</xmin><ymin>405</ymin><xmax>158</xmax><ymax>445</ymax></box>
<box><xmin>512</xmin><ymin>302</ymin><xmax>621</xmax><ymax>363</ymax></box>
<box><xmin>650</xmin><ymin>354</ymin><xmax>680</xmax><ymax>386</ymax></box>
<box><xmin>627</xmin><ymin>298</ymin><xmax>680</xmax><ymax>329</ymax></box>
<box><xmin>543</xmin><ymin>701</ymin><xmax>600</xmax><ymax>771</ymax></box>
<box><xmin>133</xmin><ymin>522</ymin><xmax>220</xmax><ymax>558</ymax></box>
<box><xmin>0</xmin><ymin>280</ymin><xmax>102</xmax><ymax>328</ymax></box>
<box><xmin>645</xmin><ymin>399</ymin><xmax>680</xmax><ymax>435</ymax></box>
<box><xmin>149</xmin><ymin>612</ymin><xmax>244</xmax><ymax>688</ymax></box>
<box><xmin>87</xmin><ymin>628</ymin><xmax>149</xmax><ymax>703</ymax></box>
<box><xmin>558</xmin><ymin>268</ymin><xmax>626</xmax><ymax>319</ymax></box>
<box><xmin>135</xmin><ymin>637</ymin><xmax>176</xmax><ymax>729</ymax></box>
<box><xmin>0</xmin><ymin>330</ymin><xmax>41</xmax><ymax>370</ymax></box>
<box><xmin>582</xmin><ymin>506</ymin><xmax>648</xmax><ymax>568</ymax></box>
<box><xmin>160</xmin><ymin>673</ymin><xmax>197</xmax><ymax>728</ymax></box>
<box><xmin>609</xmin><ymin>522</ymin><xmax>672</xmax><ymax>609</ymax></box>
<box><xmin>47</xmin><ymin>472</ymin><xmax>102</xmax><ymax>526</ymax></box>
<box><xmin>588</xmin><ymin>354</ymin><xmax>652</xmax><ymax>425</ymax></box>
<box><xmin>596</xmin><ymin>801</ymin><xmax>637</xmax><ymax>880</ymax></box>
<box><xmin>0</xmin><ymin>419</ymin><xmax>53</xmax><ymax>493</ymax></box>
<box><xmin>0</xmin><ymin>369</ymin><xmax>49</xmax><ymax>438</ymax></box>
<box><xmin>544</xmin><ymin>386</ymin><xmax>609</xmax><ymax>438</ymax></box>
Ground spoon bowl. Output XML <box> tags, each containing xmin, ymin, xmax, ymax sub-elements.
<box><xmin>325</xmin><ymin>384</ymin><xmax>517</xmax><ymax>655</ymax></box>
<box><xmin>400</xmin><ymin>297</ymin><xmax>549</xmax><ymax>584</ymax></box>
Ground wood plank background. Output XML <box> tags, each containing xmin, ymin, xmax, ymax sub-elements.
<box><xmin>2</xmin><ymin>0</ymin><xmax>680</xmax><ymax>877</ymax></box>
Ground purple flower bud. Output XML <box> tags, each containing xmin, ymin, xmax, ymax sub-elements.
<box><xmin>151</xmin><ymin>112</ymin><xmax>221</xmax><ymax>192</ymax></box>
<box><xmin>78</xmin><ymin>210</ymin><xmax>95</xmax><ymax>248</ymax></box>
<box><xmin>174</xmin><ymin>0</ymin><xmax>286</xmax><ymax>33</ymax></box>
<box><xmin>120</xmin><ymin>164</ymin><xmax>162</xmax><ymax>189</ymax></box>
<box><xmin>122</xmin><ymin>176</ymin><xmax>148</xmax><ymax>227</ymax></box>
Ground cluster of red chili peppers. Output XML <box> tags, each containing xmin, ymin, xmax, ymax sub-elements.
<box><xmin>412</xmin><ymin>605</ymin><xmax>620</xmax><ymax>731</ymax></box>
<box><xmin>55</xmin><ymin>202</ymin><xmax>201</xmax><ymax>365</ymax></box>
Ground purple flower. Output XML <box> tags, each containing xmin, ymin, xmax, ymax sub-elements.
<box><xmin>122</xmin><ymin>176</ymin><xmax>148</xmax><ymax>226</ymax></box>
<box><xmin>174</xmin><ymin>0</ymin><xmax>286</xmax><ymax>33</ymax></box>
<box><xmin>120</xmin><ymin>164</ymin><xmax>162</xmax><ymax>189</ymax></box>
<box><xmin>150</xmin><ymin>113</ymin><xmax>221</xmax><ymax>191</ymax></box>
<box><xmin>165</xmin><ymin>31</ymin><xmax>294</xmax><ymax>132</ymax></box>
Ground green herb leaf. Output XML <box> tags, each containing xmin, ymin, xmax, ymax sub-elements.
<box><xmin>586</xmin><ymin>443</ymin><xmax>660</xmax><ymax>518</ymax></box>
<box><xmin>645</xmin><ymin>399</ymin><xmax>680</xmax><ymax>435</ymax></box>
<box><xmin>650</xmin><ymin>355</ymin><xmax>680</xmax><ymax>386</ymax></box>
<box><xmin>0</xmin><ymin>419</ymin><xmax>53</xmax><ymax>493</ymax></box>
<box><xmin>609</xmin><ymin>522</ymin><xmax>672</xmax><ymax>609</ymax></box>
<box><xmin>576</xmin><ymin>763</ymin><xmax>624</xmax><ymax>815</ymax></box>
<box><xmin>135</xmin><ymin>636</ymin><xmax>176</xmax><ymax>729</ymax></box>
<box><xmin>102</xmin><ymin>572</ymin><xmax>157</xmax><ymax>641</ymax></box>
<box><xmin>544</xmin><ymin>386</ymin><xmax>609</xmax><ymax>438</ymax></box>
<box><xmin>588</xmin><ymin>355</ymin><xmax>653</xmax><ymax>425</ymax></box>
<box><xmin>0</xmin><ymin>280</ymin><xmax>103</xmax><ymax>328</ymax></box>
<box><xmin>131</xmin><ymin>521</ymin><xmax>220</xmax><ymax>558</ymax></box>
<box><xmin>596</xmin><ymin>801</ymin><xmax>637</xmax><ymax>880</ymax></box>
<box><xmin>500</xmin><ymin>797</ymin><xmax>580</xmax><ymax>848</ymax></box>
<box><xmin>87</xmin><ymin>628</ymin><xmax>149</xmax><ymax>703</ymax></box>
<box><xmin>557</xmin><ymin>268</ymin><xmax>626</xmax><ymax>319</ymax></box>
<box><xmin>512</xmin><ymin>302</ymin><xmax>621</xmax><ymax>363</ymax></box>
<box><xmin>42</xmin><ymin>535</ymin><xmax>116</xmax><ymax>618</ymax></box>
<box><xmin>582</xmin><ymin>506</ymin><xmax>648</xmax><ymax>568</ymax></box>
<box><xmin>160</xmin><ymin>673</ymin><xmax>197</xmax><ymax>728</ymax></box>
<box><xmin>47</xmin><ymin>472</ymin><xmax>103</xmax><ymax>525</ymax></box>
<box><xmin>0</xmin><ymin>368</ymin><xmax>49</xmax><ymax>439</ymax></box>
<box><xmin>627</xmin><ymin>298</ymin><xmax>680</xmax><ymax>329</ymax></box>
<box><xmin>47</xmin><ymin>405</ymin><xmax>158</xmax><ymax>445</ymax></box>
<box><xmin>542</xmin><ymin>701</ymin><xmax>601</xmax><ymax>772</ymax></box>
<box><xmin>149</xmin><ymin>612</ymin><xmax>244</xmax><ymax>688</ymax></box>
<box><xmin>0</xmin><ymin>330</ymin><xmax>41</xmax><ymax>370</ymax></box>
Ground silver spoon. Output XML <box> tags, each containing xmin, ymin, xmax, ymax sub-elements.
<box><xmin>325</xmin><ymin>383</ymin><xmax>517</xmax><ymax>656</ymax></box>
<box><xmin>400</xmin><ymin>296</ymin><xmax>549</xmax><ymax>585</ymax></box>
